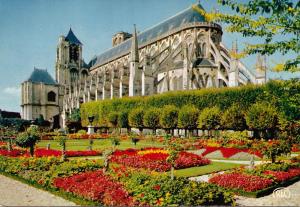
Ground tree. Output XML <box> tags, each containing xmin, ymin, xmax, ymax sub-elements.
<box><xmin>221</xmin><ymin>104</ymin><xmax>246</xmax><ymax>130</ymax></box>
<box><xmin>69</xmin><ymin>108</ymin><xmax>81</xmax><ymax>122</ymax></box>
<box><xmin>178</xmin><ymin>105</ymin><xmax>199</xmax><ymax>137</ymax></box>
<box><xmin>245</xmin><ymin>102</ymin><xmax>279</xmax><ymax>138</ymax></box>
<box><xmin>108</xmin><ymin>112</ymin><xmax>119</xmax><ymax>129</ymax></box>
<box><xmin>261</xmin><ymin>139</ymin><xmax>291</xmax><ymax>163</ymax></box>
<box><xmin>128</xmin><ymin>108</ymin><xmax>144</xmax><ymax>134</ymax></box>
<box><xmin>117</xmin><ymin>111</ymin><xmax>131</xmax><ymax>133</ymax></box>
<box><xmin>16</xmin><ymin>125</ymin><xmax>40</xmax><ymax>157</ymax></box>
<box><xmin>143</xmin><ymin>108</ymin><xmax>160</xmax><ymax>134</ymax></box>
<box><xmin>54</xmin><ymin>129</ymin><xmax>67</xmax><ymax>161</ymax></box>
<box><xmin>198</xmin><ymin>106</ymin><xmax>221</xmax><ymax>136</ymax></box>
<box><xmin>193</xmin><ymin>0</ymin><xmax>300</xmax><ymax>71</ymax></box>
<box><xmin>159</xmin><ymin>105</ymin><xmax>179</xmax><ymax>134</ymax></box>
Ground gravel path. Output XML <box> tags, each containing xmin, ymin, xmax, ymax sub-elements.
<box><xmin>236</xmin><ymin>180</ymin><xmax>300</xmax><ymax>206</ymax></box>
<box><xmin>0</xmin><ymin>174</ymin><xmax>76</xmax><ymax>206</ymax></box>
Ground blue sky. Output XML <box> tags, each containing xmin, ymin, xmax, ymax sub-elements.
<box><xmin>0</xmin><ymin>0</ymin><xmax>298</xmax><ymax>112</ymax></box>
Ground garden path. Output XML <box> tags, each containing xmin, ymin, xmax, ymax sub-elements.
<box><xmin>235</xmin><ymin>180</ymin><xmax>300</xmax><ymax>206</ymax></box>
<box><xmin>0</xmin><ymin>175</ymin><xmax>77</xmax><ymax>206</ymax></box>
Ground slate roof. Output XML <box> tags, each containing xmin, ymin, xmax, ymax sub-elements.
<box><xmin>89</xmin><ymin>3</ymin><xmax>207</xmax><ymax>68</ymax></box>
<box><xmin>27</xmin><ymin>68</ymin><xmax>57</xmax><ymax>85</ymax></box>
<box><xmin>192</xmin><ymin>58</ymin><xmax>217</xmax><ymax>68</ymax></box>
<box><xmin>65</xmin><ymin>28</ymin><xmax>82</xmax><ymax>45</ymax></box>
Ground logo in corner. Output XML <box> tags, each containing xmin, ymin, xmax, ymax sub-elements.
<box><xmin>272</xmin><ymin>187</ymin><xmax>291</xmax><ymax>199</ymax></box>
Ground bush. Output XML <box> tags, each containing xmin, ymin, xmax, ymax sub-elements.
<box><xmin>128</xmin><ymin>108</ymin><xmax>144</xmax><ymax>133</ymax></box>
<box><xmin>221</xmin><ymin>104</ymin><xmax>246</xmax><ymax>130</ymax></box>
<box><xmin>108</xmin><ymin>112</ymin><xmax>119</xmax><ymax>128</ymax></box>
<box><xmin>159</xmin><ymin>105</ymin><xmax>178</xmax><ymax>132</ymax></box>
<box><xmin>143</xmin><ymin>108</ymin><xmax>160</xmax><ymax>134</ymax></box>
<box><xmin>16</xmin><ymin>125</ymin><xmax>40</xmax><ymax>156</ymax></box>
<box><xmin>198</xmin><ymin>106</ymin><xmax>221</xmax><ymax>131</ymax></box>
<box><xmin>77</xmin><ymin>129</ymin><xmax>87</xmax><ymax>134</ymax></box>
<box><xmin>262</xmin><ymin>140</ymin><xmax>291</xmax><ymax>163</ymax></box>
<box><xmin>178</xmin><ymin>105</ymin><xmax>199</xmax><ymax>135</ymax></box>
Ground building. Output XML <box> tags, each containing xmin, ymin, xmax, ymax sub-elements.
<box><xmin>21</xmin><ymin>68</ymin><xmax>60</xmax><ymax>124</ymax></box>
<box><xmin>22</xmin><ymin>3</ymin><xmax>266</xmax><ymax>127</ymax></box>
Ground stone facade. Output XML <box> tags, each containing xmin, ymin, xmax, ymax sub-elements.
<box><xmin>22</xmin><ymin>3</ymin><xmax>266</xmax><ymax>127</ymax></box>
<box><xmin>21</xmin><ymin>68</ymin><xmax>60</xmax><ymax>122</ymax></box>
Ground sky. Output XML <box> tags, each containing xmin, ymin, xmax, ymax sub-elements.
<box><xmin>0</xmin><ymin>0</ymin><xmax>299</xmax><ymax>112</ymax></box>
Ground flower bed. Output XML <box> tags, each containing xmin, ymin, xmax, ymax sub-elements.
<box><xmin>209</xmin><ymin>173</ymin><xmax>273</xmax><ymax>192</ymax></box>
<box><xmin>0</xmin><ymin>148</ymin><xmax>102</xmax><ymax>157</ymax></box>
<box><xmin>209</xmin><ymin>162</ymin><xmax>300</xmax><ymax>195</ymax></box>
<box><xmin>54</xmin><ymin>170</ymin><xmax>136</xmax><ymax>206</ymax></box>
<box><xmin>202</xmin><ymin>146</ymin><xmax>263</xmax><ymax>158</ymax></box>
<box><xmin>111</xmin><ymin>148</ymin><xmax>210</xmax><ymax>172</ymax></box>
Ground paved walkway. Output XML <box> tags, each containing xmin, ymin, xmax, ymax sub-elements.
<box><xmin>0</xmin><ymin>174</ymin><xmax>76</xmax><ymax>206</ymax></box>
<box><xmin>236</xmin><ymin>180</ymin><xmax>300</xmax><ymax>206</ymax></box>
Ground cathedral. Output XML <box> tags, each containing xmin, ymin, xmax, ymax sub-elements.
<box><xmin>21</xmin><ymin>3</ymin><xmax>266</xmax><ymax>128</ymax></box>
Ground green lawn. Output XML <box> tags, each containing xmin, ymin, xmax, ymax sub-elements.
<box><xmin>172</xmin><ymin>161</ymin><xmax>244</xmax><ymax>177</ymax></box>
<box><xmin>37</xmin><ymin>139</ymin><xmax>165</xmax><ymax>151</ymax></box>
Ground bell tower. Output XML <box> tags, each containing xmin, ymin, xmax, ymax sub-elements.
<box><xmin>55</xmin><ymin>28</ymin><xmax>83</xmax><ymax>87</ymax></box>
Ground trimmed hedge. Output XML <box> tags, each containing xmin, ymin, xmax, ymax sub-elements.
<box><xmin>81</xmin><ymin>80</ymin><xmax>300</xmax><ymax>128</ymax></box>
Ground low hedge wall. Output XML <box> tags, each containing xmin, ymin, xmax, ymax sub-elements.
<box><xmin>81</xmin><ymin>79</ymin><xmax>300</xmax><ymax>127</ymax></box>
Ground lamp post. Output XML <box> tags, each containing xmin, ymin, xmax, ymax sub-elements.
<box><xmin>88</xmin><ymin>115</ymin><xmax>95</xmax><ymax>135</ymax></box>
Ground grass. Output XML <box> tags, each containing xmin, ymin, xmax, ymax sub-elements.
<box><xmin>37</xmin><ymin>139</ymin><xmax>165</xmax><ymax>151</ymax></box>
<box><xmin>173</xmin><ymin>161</ymin><xmax>244</xmax><ymax>177</ymax></box>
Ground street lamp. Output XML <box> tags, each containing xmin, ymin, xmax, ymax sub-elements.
<box><xmin>87</xmin><ymin>115</ymin><xmax>95</xmax><ymax>135</ymax></box>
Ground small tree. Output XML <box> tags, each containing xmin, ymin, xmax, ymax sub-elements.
<box><xmin>143</xmin><ymin>108</ymin><xmax>160</xmax><ymax>134</ymax></box>
<box><xmin>159</xmin><ymin>105</ymin><xmax>178</xmax><ymax>134</ymax></box>
<box><xmin>88</xmin><ymin>136</ymin><xmax>94</xmax><ymax>150</ymax></box>
<box><xmin>128</xmin><ymin>108</ymin><xmax>144</xmax><ymax>135</ymax></box>
<box><xmin>198</xmin><ymin>106</ymin><xmax>221</xmax><ymax>137</ymax></box>
<box><xmin>245</xmin><ymin>102</ymin><xmax>279</xmax><ymax>139</ymax></box>
<box><xmin>54</xmin><ymin>129</ymin><xmax>67</xmax><ymax>161</ymax></box>
<box><xmin>221</xmin><ymin>104</ymin><xmax>246</xmax><ymax>131</ymax></box>
<box><xmin>166</xmin><ymin>141</ymin><xmax>182</xmax><ymax>180</ymax></box>
<box><xmin>108</xmin><ymin>112</ymin><xmax>119</xmax><ymax>130</ymax></box>
<box><xmin>16</xmin><ymin>125</ymin><xmax>40</xmax><ymax>157</ymax></box>
<box><xmin>103</xmin><ymin>149</ymin><xmax>113</xmax><ymax>173</ymax></box>
<box><xmin>178</xmin><ymin>105</ymin><xmax>199</xmax><ymax>137</ymax></box>
<box><xmin>262</xmin><ymin>139</ymin><xmax>291</xmax><ymax>163</ymax></box>
<box><xmin>118</xmin><ymin>111</ymin><xmax>130</xmax><ymax>133</ymax></box>
<box><xmin>129</xmin><ymin>132</ymin><xmax>140</xmax><ymax>148</ymax></box>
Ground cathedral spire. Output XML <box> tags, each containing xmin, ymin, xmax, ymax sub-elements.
<box><xmin>65</xmin><ymin>28</ymin><xmax>82</xmax><ymax>45</ymax></box>
<box><xmin>130</xmin><ymin>24</ymin><xmax>139</xmax><ymax>62</ymax></box>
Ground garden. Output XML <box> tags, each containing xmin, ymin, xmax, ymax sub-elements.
<box><xmin>0</xmin><ymin>80</ymin><xmax>300</xmax><ymax>206</ymax></box>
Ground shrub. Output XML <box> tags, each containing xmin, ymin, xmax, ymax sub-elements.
<box><xmin>178</xmin><ymin>105</ymin><xmax>199</xmax><ymax>134</ymax></box>
<box><xmin>77</xmin><ymin>129</ymin><xmax>87</xmax><ymax>134</ymax></box>
<box><xmin>108</xmin><ymin>112</ymin><xmax>119</xmax><ymax>128</ymax></box>
<box><xmin>159</xmin><ymin>105</ymin><xmax>178</xmax><ymax>132</ymax></box>
<box><xmin>262</xmin><ymin>140</ymin><xmax>291</xmax><ymax>163</ymax></box>
<box><xmin>143</xmin><ymin>108</ymin><xmax>160</xmax><ymax>134</ymax></box>
<box><xmin>221</xmin><ymin>104</ymin><xmax>246</xmax><ymax>130</ymax></box>
<box><xmin>128</xmin><ymin>108</ymin><xmax>144</xmax><ymax>133</ymax></box>
<box><xmin>16</xmin><ymin>125</ymin><xmax>40</xmax><ymax>156</ymax></box>
<box><xmin>198</xmin><ymin>106</ymin><xmax>221</xmax><ymax>133</ymax></box>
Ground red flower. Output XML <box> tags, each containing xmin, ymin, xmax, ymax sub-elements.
<box><xmin>153</xmin><ymin>185</ymin><xmax>161</xmax><ymax>191</ymax></box>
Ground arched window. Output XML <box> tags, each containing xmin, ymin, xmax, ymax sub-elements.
<box><xmin>48</xmin><ymin>91</ymin><xmax>56</xmax><ymax>102</ymax></box>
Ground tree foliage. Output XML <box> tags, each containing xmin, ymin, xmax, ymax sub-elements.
<box><xmin>128</xmin><ymin>108</ymin><xmax>144</xmax><ymax>132</ymax></box>
<box><xmin>198</xmin><ymin>106</ymin><xmax>221</xmax><ymax>130</ymax></box>
<box><xmin>108</xmin><ymin>112</ymin><xmax>119</xmax><ymax>128</ymax></box>
<box><xmin>143</xmin><ymin>108</ymin><xmax>160</xmax><ymax>132</ymax></box>
<box><xmin>245</xmin><ymin>102</ymin><xmax>278</xmax><ymax>130</ymax></box>
<box><xmin>221</xmin><ymin>104</ymin><xmax>246</xmax><ymax>130</ymax></box>
<box><xmin>159</xmin><ymin>105</ymin><xmax>179</xmax><ymax>130</ymax></box>
<box><xmin>195</xmin><ymin>0</ymin><xmax>300</xmax><ymax>71</ymax></box>
<box><xmin>178</xmin><ymin>105</ymin><xmax>199</xmax><ymax>130</ymax></box>
<box><xmin>16</xmin><ymin>125</ymin><xmax>40</xmax><ymax>156</ymax></box>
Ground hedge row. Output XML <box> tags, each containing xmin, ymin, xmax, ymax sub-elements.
<box><xmin>80</xmin><ymin>79</ymin><xmax>300</xmax><ymax>128</ymax></box>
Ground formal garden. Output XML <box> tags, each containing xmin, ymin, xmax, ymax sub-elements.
<box><xmin>0</xmin><ymin>79</ymin><xmax>299</xmax><ymax>206</ymax></box>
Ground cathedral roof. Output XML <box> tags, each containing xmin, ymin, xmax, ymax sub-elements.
<box><xmin>193</xmin><ymin>58</ymin><xmax>217</xmax><ymax>68</ymax></box>
<box><xmin>90</xmin><ymin>3</ymin><xmax>207</xmax><ymax>67</ymax></box>
<box><xmin>65</xmin><ymin>28</ymin><xmax>82</xmax><ymax>45</ymax></box>
<box><xmin>27</xmin><ymin>68</ymin><xmax>57</xmax><ymax>85</ymax></box>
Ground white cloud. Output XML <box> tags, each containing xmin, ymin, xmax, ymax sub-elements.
<box><xmin>3</xmin><ymin>86</ymin><xmax>21</xmax><ymax>96</ymax></box>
